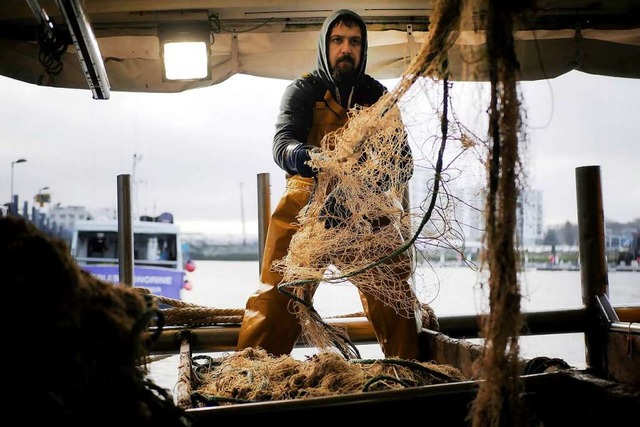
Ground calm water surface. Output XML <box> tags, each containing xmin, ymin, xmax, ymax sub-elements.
<box><xmin>148</xmin><ymin>260</ymin><xmax>638</xmax><ymax>395</ymax></box>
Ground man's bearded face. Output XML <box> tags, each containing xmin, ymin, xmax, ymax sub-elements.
<box><xmin>328</xmin><ymin>22</ymin><xmax>362</xmax><ymax>84</ymax></box>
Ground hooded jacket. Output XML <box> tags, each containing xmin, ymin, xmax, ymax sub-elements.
<box><xmin>272</xmin><ymin>9</ymin><xmax>388</xmax><ymax>177</ymax></box>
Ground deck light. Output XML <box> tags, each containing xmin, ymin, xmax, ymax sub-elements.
<box><xmin>159</xmin><ymin>23</ymin><xmax>212</xmax><ymax>81</ymax></box>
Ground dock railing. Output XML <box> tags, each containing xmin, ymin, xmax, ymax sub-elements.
<box><xmin>4</xmin><ymin>168</ymin><xmax>637</xmax><ymax>386</ymax></box>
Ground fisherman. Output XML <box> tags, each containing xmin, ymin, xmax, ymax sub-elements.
<box><xmin>236</xmin><ymin>9</ymin><xmax>422</xmax><ymax>360</ymax></box>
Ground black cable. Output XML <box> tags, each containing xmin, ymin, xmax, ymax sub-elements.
<box><xmin>275</xmin><ymin>74</ymin><xmax>451</xmax><ymax>359</ymax></box>
<box><xmin>36</xmin><ymin>18</ymin><xmax>68</xmax><ymax>76</ymax></box>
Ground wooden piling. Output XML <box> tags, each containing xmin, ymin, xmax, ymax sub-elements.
<box><xmin>575</xmin><ymin>165</ymin><xmax>608</xmax><ymax>377</ymax></box>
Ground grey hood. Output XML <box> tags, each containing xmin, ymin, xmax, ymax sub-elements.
<box><xmin>316</xmin><ymin>9</ymin><xmax>368</xmax><ymax>89</ymax></box>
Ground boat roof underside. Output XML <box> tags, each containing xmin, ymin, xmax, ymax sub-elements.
<box><xmin>0</xmin><ymin>0</ymin><xmax>638</xmax><ymax>94</ymax></box>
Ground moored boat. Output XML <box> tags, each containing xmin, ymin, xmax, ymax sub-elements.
<box><xmin>70</xmin><ymin>215</ymin><xmax>192</xmax><ymax>300</ymax></box>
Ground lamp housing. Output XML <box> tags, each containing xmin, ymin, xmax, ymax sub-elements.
<box><xmin>159</xmin><ymin>22</ymin><xmax>212</xmax><ymax>82</ymax></box>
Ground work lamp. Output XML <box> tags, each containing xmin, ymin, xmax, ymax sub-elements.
<box><xmin>159</xmin><ymin>22</ymin><xmax>212</xmax><ymax>81</ymax></box>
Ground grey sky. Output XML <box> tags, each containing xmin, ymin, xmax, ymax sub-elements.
<box><xmin>1</xmin><ymin>70</ymin><xmax>638</xmax><ymax>236</ymax></box>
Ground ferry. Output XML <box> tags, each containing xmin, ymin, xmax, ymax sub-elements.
<box><xmin>69</xmin><ymin>214</ymin><xmax>194</xmax><ymax>300</ymax></box>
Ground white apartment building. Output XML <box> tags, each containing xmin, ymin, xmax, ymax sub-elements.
<box><xmin>409</xmin><ymin>169</ymin><xmax>544</xmax><ymax>249</ymax></box>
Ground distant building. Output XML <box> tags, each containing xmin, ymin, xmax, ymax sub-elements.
<box><xmin>409</xmin><ymin>171</ymin><xmax>544</xmax><ymax>249</ymax></box>
<box><xmin>48</xmin><ymin>205</ymin><xmax>91</xmax><ymax>231</ymax></box>
<box><xmin>90</xmin><ymin>206</ymin><xmax>117</xmax><ymax>221</ymax></box>
<box><xmin>517</xmin><ymin>189</ymin><xmax>544</xmax><ymax>247</ymax></box>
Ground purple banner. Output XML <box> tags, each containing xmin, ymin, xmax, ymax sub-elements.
<box><xmin>82</xmin><ymin>265</ymin><xmax>184</xmax><ymax>300</ymax></box>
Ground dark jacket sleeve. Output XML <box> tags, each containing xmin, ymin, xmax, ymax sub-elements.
<box><xmin>272</xmin><ymin>78</ymin><xmax>317</xmax><ymax>176</ymax></box>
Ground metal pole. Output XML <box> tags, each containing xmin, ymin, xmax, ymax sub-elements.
<box><xmin>11</xmin><ymin>195</ymin><xmax>18</xmax><ymax>215</ymax></box>
<box><xmin>10</xmin><ymin>158</ymin><xmax>27</xmax><ymax>210</ymax></box>
<box><xmin>257</xmin><ymin>173</ymin><xmax>271</xmax><ymax>274</ymax></box>
<box><xmin>240</xmin><ymin>182</ymin><xmax>247</xmax><ymax>246</ymax></box>
<box><xmin>117</xmin><ymin>174</ymin><xmax>135</xmax><ymax>287</ymax></box>
<box><xmin>10</xmin><ymin>162</ymin><xmax>14</xmax><ymax>203</ymax></box>
<box><xmin>132</xmin><ymin>153</ymin><xmax>141</xmax><ymax>219</ymax></box>
<box><xmin>575</xmin><ymin>165</ymin><xmax>608</xmax><ymax>377</ymax></box>
<box><xmin>37</xmin><ymin>186</ymin><xmax>45</xmax><ymax>208</ymax></box>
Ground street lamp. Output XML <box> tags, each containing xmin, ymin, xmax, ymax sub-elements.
<box><xmin>10</xmin><ymin>158</ymin><xmax>27</xmax><ymax>203</ymax></box>
<box><xmin>37</xmin><ymin>186</ymin><xmax>50</xmax><ymax>207</ymax></box>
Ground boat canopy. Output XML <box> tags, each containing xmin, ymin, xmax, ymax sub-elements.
<box><xmin>0</xmin><ymin>0</ymin><xmax>639</xmax><ymax>96</ymax></box>
<box><xmin>72</xmin><ymin>219</ymin><xmax>181</xmax><ymax>235</ymax></box>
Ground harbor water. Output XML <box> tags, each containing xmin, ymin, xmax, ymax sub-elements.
<box><xmin>147</xmin><ymin>260</ymin><xmax>638</xmax><ymax>396</ymax></box>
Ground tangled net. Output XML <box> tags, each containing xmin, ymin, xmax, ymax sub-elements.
<box><xmin>269</xmin><ymin>0</ymin><xmax>530</xmax><ymax>425</ymax></box>
<box><xmin>271</xmin><ymin>0</ymin><xmax>479</xmax><ymax>359</ymax></box>
<box><xmin>190</xmin><ymin>348</ymin><xmax>468</xmax><ymax>407</ymax></box>
<box><xmin>273</xmin><ymin>102</ymin><xmax>424</xmax><ymax>358</ymax></box>
<box><xmin>2</xmin><ymin>216</ymin><xmax>192</xmax><ymax>427</ymax></box>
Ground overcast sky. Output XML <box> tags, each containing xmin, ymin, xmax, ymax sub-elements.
<box><xmin>1</xmin><ymin>70</ymin><xmax>638</xmax><ymax>237</ymax></box>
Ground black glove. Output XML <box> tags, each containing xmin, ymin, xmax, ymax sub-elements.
<box><xmin>293</xmin><ymin>146</ymin><xmax>317</xmax><ymax>178</ymax></box>
<box><xmin>320</xmin><ymin>191</ymin><xmax>351</xmax><ymax>229</ymax></box>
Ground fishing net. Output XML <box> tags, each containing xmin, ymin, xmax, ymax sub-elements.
<box><xmin>272</xmin><ymin>101</ymin><xmax>425</xmax><ymax>358</ymax></box>
<box><xmin>190</xmin><ymin>348</ymin><xmax>469</xmax><ymax>406</ymax></box>
<box><xmin>271</xmin><ymin>0</ymin><xmax>482</xmax><ymax>359</ymax></box>
<box><xmin>270</xmin><ymin>0</ymin><xmax>529</xmax><ymax>424</ymax></box>
<box><xmin>2</xmin><ymin>216</ymin><xmax>192</xmax><ymax>427</ymax></box>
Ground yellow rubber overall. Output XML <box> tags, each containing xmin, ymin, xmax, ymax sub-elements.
<box><xmin>236</xmin><ymin>92</ymin><xmax>420</xmax><ymax>360</ymax></box>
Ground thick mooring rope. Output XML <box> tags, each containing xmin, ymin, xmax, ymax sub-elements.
<box><xmin>150</xmin><ymin>294</ymin><xmax>439</xmax><ymax>330</ymax></box>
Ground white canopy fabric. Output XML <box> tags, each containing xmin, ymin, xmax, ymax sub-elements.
<box><xmin>0</xmin><ymin>0</ymin><xmax>639</xmax><ymax>93</ymax></box>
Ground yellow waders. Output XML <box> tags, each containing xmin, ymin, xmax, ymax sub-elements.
<box><xmin>236</xmin><ymin>91</ymin><xmax>421</xmax><ymax>360</ymax></box>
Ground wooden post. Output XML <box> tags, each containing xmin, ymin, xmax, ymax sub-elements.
<box><xmin>176</xmin><ymin>332</ymin><xmax>193</xmax><ymax>409</ymax></box>
<box><xmin>257</xmin><ymin>173</ymin><xmax>271</xmax><ymax>274</ymax></box>
<box><xmin>575</xmin><ymin>165</ymin><xmax>608</xmax><ymax>377</ymax></box>
<box><xmin>117</xmin><ymin>174</ymin><xmax>135</xmax><ymax>287</ymax></box>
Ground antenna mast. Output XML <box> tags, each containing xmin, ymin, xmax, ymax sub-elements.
<box><xmin>240</xmin><ymin>182</ymin><xmax>247</xmax><ymax>246</ymax></box>
<box><xmin>132</xmin><ymin>153</ymin><xmax>142</xmax><ymax>219</ymax></box>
